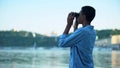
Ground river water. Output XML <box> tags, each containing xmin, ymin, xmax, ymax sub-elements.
<box><xmin>0</xmin><ymin>47</ymin><xmax>120</xmax><ymax>68</ymax></box>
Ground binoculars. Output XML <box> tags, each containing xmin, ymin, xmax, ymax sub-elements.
<box><xmin>73</xmin><ymin>12</ymin><xmax>79</xmax><ymax>18</ymax></box>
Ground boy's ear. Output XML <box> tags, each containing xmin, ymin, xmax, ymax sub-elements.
<box><xmin>83</xmin><ymin>15</ymin><xmax>86</xmax><ymax>20</ymax></box>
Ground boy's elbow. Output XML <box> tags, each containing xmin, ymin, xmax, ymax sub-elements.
<box><xmin>58</xmin><ymin>39</ymin><xmax>69</xmax><ymax>47</ymax></box>
<box><xmin>58</xmin><ymin>41</ymin><xmax>66</xmax><ymax>47</ymax></box>
<box><xmin>58</xmin><ymin>42</ymin><xmax>64</xmax><ymax>47</ymax></box>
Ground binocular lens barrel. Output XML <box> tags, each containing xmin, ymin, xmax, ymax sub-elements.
<box><xmin>74</xmin><ymin>13</ymin><xmax>79</xmax><ymax>17</ymax></box>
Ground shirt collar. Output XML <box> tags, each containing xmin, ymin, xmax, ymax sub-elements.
<box><xmin>83</xmin><ymin>25</ymin><xmax>94</xmax><ymax>29</ymax></box>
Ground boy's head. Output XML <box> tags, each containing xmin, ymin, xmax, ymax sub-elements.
<box><xmin>77</xmin><ymin>6</ymin><xmax>96</xmax><ymax>24</ymax></box>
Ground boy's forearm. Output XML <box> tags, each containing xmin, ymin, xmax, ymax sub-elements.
<box><xmin>74</xmin><ymin>22</ymin><xmax>79</xmax><ymax>32</ymax></box>
<box><xmin>63</xmin><ymin>24</ymin><xmax>72</xmax><ymax>34</ymax></box>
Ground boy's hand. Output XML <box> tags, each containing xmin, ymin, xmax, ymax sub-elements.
<box><xmin>67</xmin><ymin>12</ymin><xmax>75</xmax><ymax>26</ymax></box>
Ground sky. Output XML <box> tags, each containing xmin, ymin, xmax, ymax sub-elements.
<box><xmin>0</xmin><ymin>0</ymin><xmax>120</xmax><ymax>35</ymax></box>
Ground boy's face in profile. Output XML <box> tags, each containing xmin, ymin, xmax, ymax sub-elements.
<box><xmin>77</xmin><ymin>10</ymin><xmax>85</xmax><ymax>24</ymax></box>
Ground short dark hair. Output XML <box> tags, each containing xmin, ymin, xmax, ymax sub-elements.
<box><xmin>81</xmin><ymin>6</ymin><xmax>96</xmax><ymax>22</ymax></box>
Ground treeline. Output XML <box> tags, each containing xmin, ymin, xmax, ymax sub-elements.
<box><xmin>0</xmin><ymin>30</ymin><xmax>58</xmax><ymax>47</ymax></box>
<box><xmin>0</xmin><ymin>29</ymin><xmax>120</xmax><ymax>47</ymax></box>
<box><xmin>96</xmin><ymin>29</ymin><xmax>120</xmax><ymax>39</ymax></box>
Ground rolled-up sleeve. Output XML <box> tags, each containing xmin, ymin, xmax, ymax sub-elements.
<box><xmin>58</xmin><ymin>29</ymin><xmax>85</xmax><ymax>47</ymax></box>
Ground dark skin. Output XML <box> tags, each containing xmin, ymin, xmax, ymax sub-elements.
<box><xmin>63</xmin><ymin>11</ymin><xmax>90</xmax><ymax>34</ymax></box>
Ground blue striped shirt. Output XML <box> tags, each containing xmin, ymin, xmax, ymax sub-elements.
<box><xmin>58</xmin><ymin>25</ymin><xmax>96</xmax><ymax>68</ymax></box>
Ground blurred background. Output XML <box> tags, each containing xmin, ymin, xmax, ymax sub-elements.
<box><xmin>0</xmin><ymin>0</ymin><xmax>120</xmax><ymax>68</ymax></box>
